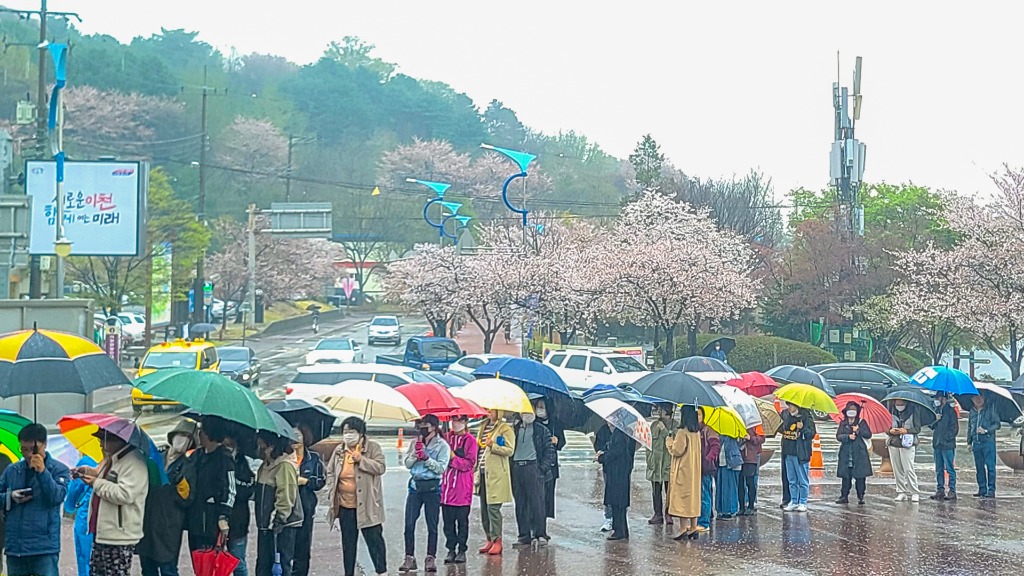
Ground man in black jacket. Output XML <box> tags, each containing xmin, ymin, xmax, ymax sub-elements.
<box><xmin>224</xmin><ymin>431</ymin><xmax>255</xmax><ymax>576</ymax></box>
<box><xmin>511</xmin><ymin>409</ymin><xmax>556</xmax><ymax>548</ymax></box>
<box><xmin>929</xmin><ymin>393</ymin><xmax>960</xmax><ymax>501</ymax></box>
<box><xmin>187</xmin><ymin>417</ymin><xmax>237</xmax><ymax>553</ymax></box>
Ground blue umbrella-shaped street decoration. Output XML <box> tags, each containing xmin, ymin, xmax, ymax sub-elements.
<box><xmin>442</xmin><ymin>215</ymin><xmax>472</xmax><ymax>241</ymax></box>
<box><xmin>910</xmin><ymin>366</ymin><xmax>978</xmax><ymax>396</ymax></box>
<box><xmin>481</xmin><ymin>143</ymin><xmax>536</xmax><ymax>227</ymax></box>
<box><xmin>409</xmin><ymin>178</ymin><xmax>452</xmax><ymax>232</ymax></box>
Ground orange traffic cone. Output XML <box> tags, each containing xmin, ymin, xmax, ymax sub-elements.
<box><xmin>397</xmin><ymin>428</ymin><xmax>404</xmax><ymax>451</ymax></box>
<box><xmin>810</xmin><ymin>433</ymin><xmax>824</xmax><ymax>470</ymax></box>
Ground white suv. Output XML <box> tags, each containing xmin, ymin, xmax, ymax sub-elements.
<box><xmin>543</xmin><ymin>349</ymin><xmax>650</xmax><ymax>392</ymax></box>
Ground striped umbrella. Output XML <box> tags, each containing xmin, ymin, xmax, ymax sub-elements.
<box><xmin>58</xmin><ymin>413</ymin><xmax>168</xmax><ymax>485</ymax></box>
<box><xmin>0</xmin><ymin>410</ymin><xmax>31</xmax><ymax>462</ymax></box>
<box><xmin>0</xmin><ymin>327</ymin><xmax>129</xmax><ymax>397</ymax></box>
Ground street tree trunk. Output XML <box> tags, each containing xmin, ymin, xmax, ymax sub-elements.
<box><xmin>688</xmin><ymin>324</ymin><xmax>699</xmax><ymax>356</ymax></box>
<box><xmin>662</xmin><ymin>325</ymin><xmax>675</xmax><ymax>366</ymax></box>
<box><xmin>433</xmin><ymin>320</ymin><xmax>447</xmax><ymax>338</ymax></box>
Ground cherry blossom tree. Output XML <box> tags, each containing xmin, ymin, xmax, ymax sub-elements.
<box><xmin>62</xmin><ymin>86</ymin><xmax>189</xmax><ymax>158</ymax></box>
<box><xmin>382</xmin><ymin>244</ymin><xmax>466</xmax><ymax>337</ymax></box>
<box><xmin>215</xmin><ymin>116</ymin><xmax>289</xmax><ymax>185</ymax></box>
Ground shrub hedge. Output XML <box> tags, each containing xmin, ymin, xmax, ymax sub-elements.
<box><xmin>674</xmin><ymin>334</ymin><xmax>838</xmax><ymax>373</ymax></box>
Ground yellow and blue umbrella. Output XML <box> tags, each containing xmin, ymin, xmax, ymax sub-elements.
<box><xmin>0</xmin><ymin>327</ymin><xmax>129</xmax><ymax>397</ymax></box>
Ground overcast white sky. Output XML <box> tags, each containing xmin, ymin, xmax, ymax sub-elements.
<box><xmin>14</xmin><ymin>1</ymin><xmax>1024</xmax><ymax>199</ymax></box>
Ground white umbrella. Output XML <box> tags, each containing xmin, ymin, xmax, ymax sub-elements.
<box><xmin>690</xmin><ymin>371</ymin><xmax>741</xmax><ymax>384</ymax></box>
<box><xmin>713</xmin><ymin>384</ymin><xmax>763</xmax><ymax>428</ymax></box>
<box><xmin>313</xmin><ymin>379</ymin><xmax>421</xmax><ymax>422</ymax></box>
<box><xmin>584</xmin><ymin>397</ymin><xmax>652</xmax><ymax>449</ymax></box>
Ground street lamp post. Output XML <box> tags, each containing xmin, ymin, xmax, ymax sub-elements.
<box><xmin>406</xmin><ymin>178</ymin><xmax>453</xmax><ymax>244</ymax></box>
<box><xmin>480</xmin><ymin>143</ymin><xmax>536</xmax><ymax>228</ymax></box>
<box><xmin>48</xmin><ymin>43</ymin><xmax>70</xmax><ymax>298</ymax></box>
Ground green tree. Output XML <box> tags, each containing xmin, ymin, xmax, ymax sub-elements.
<box><xmin>324</xmin><ymin>36</ymin><xmax>396</xmax><ymax>81</ymax></box>
<box><xmin>68</xmin><ymin>34</ymin><xmax>178</xmax><ymax>96</ymax></box>
<box><xmin>483</xmin><ymin>100</ymin><xmax>526</xmax><ymax>147</ymax></box>
<box><xmin>628</xmin><ymin>134</ymin><xmax>664</xmax><ymax>191</ymax></box>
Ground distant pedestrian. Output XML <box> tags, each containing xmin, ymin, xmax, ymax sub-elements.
<box><xmin>835</xmin><ymin>402</ymin><xmax>872</xmax><ymax>505</ymax></box>
<box><xmin>710</xmin><ymin>341</ymin><xmax>728</xmax><ymax>364</ymax></box>
<box><xmin>324</xmin><ymin>417</ymin><xmax>388</xmax><ymax>576</ymax></box>
<box><xmin>599</xmin><ymin>427</ymin><xmax>637</xmax><ymax>541</ymax></box>
<box><xmin>533</xmin><ymin>398</ymin><xmax>564</xmax><ymax>521</ymax></box>
<box><xmin>441</xmin><ymin>415</ymin><xmax>478</xmax><ymax>564</ymax></box>
<box><xmin>511</xmin><ymin>407</ymin><xmax>555</xmax><ymax>548</ymax></box>
<box><xmin>292</xmin><ymin>426</ymin><xmax>325</xmax><ymax>576</ymax></box>
<box><xmin>138</xmin><ymin>419</ymin><xmax>197</xmax><ymax>576</ymax></box>
<box><xmin>738</xmin><ymin>425</ymin><xmax>764</xmax><ymax>515</ymax></box>
<box><xmin>223</xmin><ymin>430</ymin><xmax>255</xmax><ymax>576</ymax></box>
<box><xmin>401</xmin><ymin>414</ymin><xmax>450</xmax><ymax>573</ymax></box>
<box><xmin>781</xmin><ymin>403</ymin><xmax>815</xmax><ymax>512</ymax></box>
<box><xmin>254</xmin><ymin>431</ymin><xmax>302</xmax><ymax>576</ymax></box>
<box><xmin>646</xmin><ymin>405</ymin><xmax>674</xmax><ymax>525</ymax></box>
<box><xmin>81</xmin><ymin>429</ymin><xmax>150</xmax><ymax>576</ymax></box>
<box><xmin>65</xmin><ymin>455</ymin><xmax>97</xmax><ymax>576</ymax></box>
<box><xmin>929</xmin><ymin>393</ymin><xmax>959</xmax><ymax>501</ymax></box>
<box><xmin>187</xmin><ymin>418</ymin><xmax>237</xmax><ymax>554</ymax></box>
<box><xmin>887</xmin><ymin>399</ymin><xmax>921</xmax><ymax>502</ymax></box>
<box><xmin>593</xmin><ymin>424</ymin><xmax>614</xmax><ymax>532</ymax></box>
<box><xmin>476</xmin><ymin>410</ymin><xmax>514</xmax><ymax>556</ymax></box>
<box><xmin>697</xmin><ymin>411</ymin><xmax>721</xmax><ymax>531</ymax></box>
<box><xmin>0</xmin><ymin>423</ymin><xmax>71</xmax><ymax>576</ymax></box>
<box><xmin>715</xmin><ymin>435</ymin><xmax>742</xmax><ymax>520</ymax></box>
<box><xmin>968</xmin><ymin>394</ymin><xmax>1000</xmax><ymax>498</ymax></box>
<box><xmin>666</xmin><ymin>406</ymin><xmax>702</xmax><ymax>540</ymax></box>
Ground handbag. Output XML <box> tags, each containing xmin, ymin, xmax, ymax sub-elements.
<box><xmin>414</xmin><ymin>478</ymin><xmax>440</xmax><ymax>493</ymax></box>
<box><xmin>900</xmin><ymin>434</ymin><xmax>916</xmax><ymax>448</ymax></box>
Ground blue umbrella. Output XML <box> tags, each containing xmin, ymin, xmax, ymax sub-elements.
<box><xmin>474</xmin><ymin>357</ymin><xmax>571</xmax><ymax>397</ymax></box>
<box><xmin>910</xmin><ymin>366</ymin><xmax>977</xmax><ymax>395</ymax></box>
<box><xmin>582</xmin><ymin>384</ymin><xmax>664</xmax><ymax>406</ymax></box>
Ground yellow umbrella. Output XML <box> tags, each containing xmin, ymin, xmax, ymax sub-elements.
<box><xmin>701</xmin><ymin>405</ymin><xmax>748</xmax><ymax>439</ymax></box>
<box><xmin>775</xmin><ymin>383</ymin><xmax>839</xmax><ymax>414</ymax></box>
<box><xmin>450</xmin><ymin>378</ymin><xmax>534</xmax><ymax>414</ymax></box>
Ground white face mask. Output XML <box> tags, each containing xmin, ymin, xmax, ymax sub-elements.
<box><xmin>521</xmin><ymin>413</ymin><xmax>536</xmax><ymax>425</ymax></box>
<box><xmin>895</xmin><ymin>404</ymin><xmax>906</xmax><ymax>412</ymax></box>
<box><xmin>171</xmin><ymin>435</ymin><xmax>190</xmax><ymax>453</ymax></box>
<box><xmin>452</xmin><ymin>422</ymin><xmax>467</xmax><ymax>433</ymax></box>
<box><xmin>933</xmin><ymin>399</ymin><xmax>942</xmax><ymax>407</ymax></box>
<box><xmin>846</xmin><ymin>411</ymin><xmax>857</xmax><ymax>418</ymax></box>
<box><xmin>342</xmin><ymin>432</ymin><xmax>359</xmax><ymax>446</ymax></box>
<box><xmin>535</xmin><ymin>408</ymin><xmax>547</xmax><ymax>420</ymax></box>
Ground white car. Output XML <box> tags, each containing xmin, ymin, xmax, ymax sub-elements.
<box><xmin>367</xmin><ymin>315</ymin><xmax>402</xmax><ymax>346</ymax></box>
<box><xmin>287</xmin><ymin>363</ymin><xmax>442</xmax><ymax>408</ymax></box>
<box><xmin>306</xmin><ymin>338</ymin><xmax>364</xmax><ymax>365</ymax></box>
<box><xmin>543</xmin><ymin>349</ymin><xmax>651</xmax><ymax>392</ymax></box>
<box><xmin>115</xmin><ymin>312</ymin><xmax>146</xmax><ymax>346</ymax></box>
<box><xmin>446</xmin><ymin>353</ymin><xmax>512</xmax><ymax>381</ymax></box>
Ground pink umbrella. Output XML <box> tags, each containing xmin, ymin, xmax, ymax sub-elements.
<box><xmin>829</xmin><ymin>392</ymin><xmax>892</xmax><ymax>435</ymax></box>
<box><xmin>725</xmin><ymin>372</ymin><xmax>779</xmax><ymax>398</ymax></box>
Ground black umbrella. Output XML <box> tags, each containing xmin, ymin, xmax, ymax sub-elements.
<box><xmin>956</xmin><ymin>382</ymin><xmax>1023</xmax><ymax>424</ymax></box>
<box><xmin>191</xmin><ymin>323</ymin><xmax>217</xmax><ymax>335</ymax></box>
<box><xmin>881</xmin><ymin>386</ymin><xmax>938</xmax><ymax>427</ymax></box>
<box><xmin>701</xmin><ymin>337</ymin><xmax>736</xmax><ymax>357</ymax></box>
<box><xmin>266</xmin><ymin>399</ymin><xmax>336</xmax><ymax>445</ymax></box>
<box><xmin>631</xmin><ymin>371</ymin><xmax>726</xmax><ymax>407</ymax></box>
<box><xmin>766</xmin><ymin>365</ymin><xmax>837</xmax><ymax>397</ymax></box>
<box><xmin>664</xmin><ymin>356</ymin><xmax>732</xmax><ymax>373</ymax></box>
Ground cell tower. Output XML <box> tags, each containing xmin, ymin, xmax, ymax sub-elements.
<box><xmin>829</xmin><ymin>55</ymin><xmax>866</xmax><ymax>239</ymax></box>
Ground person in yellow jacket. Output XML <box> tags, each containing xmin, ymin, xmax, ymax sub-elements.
<box><xmin>475</xmin><ymin>409</ymin><xmax>514</xmax><ymax>556</ymax></box>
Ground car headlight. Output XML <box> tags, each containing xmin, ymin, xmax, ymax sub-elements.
<box><xmin>422</xmin><ymin>363</ymin><xmax>431</xmax><ymax>370</ymax></box>
<box><xmin>241</xmin><ymin>373</ymin><xmax>251</xmax><ymax>381</ymax></box>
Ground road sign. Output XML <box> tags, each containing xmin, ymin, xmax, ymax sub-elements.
<box><xmin>268</xmin><ymin>202</ymin><xmax>332</xmax><ymax>238</ymax></box>
<box><xmin>973</xmin><ymin>358</ymin><xmax>991</xmax><ymax>365</ymax></box>
<box><xmin>203</xmin><ymin>281</ymin><xmax>213</xmax><ymax>306</ymax></box>
<box><xmin>240</xmin><ymin>301</ymin><xmax>252</xmax><ymax>313</ymax></box>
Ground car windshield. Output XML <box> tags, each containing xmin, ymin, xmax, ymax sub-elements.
<box><xmin>117</xmin><ymin>315</ymin><xmax>137</xmax><ymax>324</ymax></box>
<box><xmin>142</xmin><ymin>352</ymin><xmax>197</xmax><ymax>369</ymax></box>
<box><xmin>422</xmin><ymin>341</ymin><xmax>460</xmax><ymax>359</ymax></box>
<box><xmin>607</xmin><ymin>356</ymin><xmax>646</xmax><ymax>373</ymax></box>
<box><xmin>218</xmin><ymin>349</ymin><xmax>249</xmax><ymax>361</ymax></box>
<box><xmin>372</xmin><ymin>318</ymin><xmax>399</xmax><ymax>326</ymax></box>
<box><xmin>407</xmin><ymin>370</ymin><xmax>444</xmax><ymax>384</ymax></box>
<box><xmin>880</xmin><ymin>368</ymin><xmax>911</xmax><ymax>384</ymax></box>
<box><xmin>316</xmin><ymin>340</ymin><xmax>353</xmax><ymax>351</ymax></box>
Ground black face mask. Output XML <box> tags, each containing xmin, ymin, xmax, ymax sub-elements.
<box><xmin>418</xmin><ymin>427</ymin><xmax>431</xmax><ymax>438</ymax></box>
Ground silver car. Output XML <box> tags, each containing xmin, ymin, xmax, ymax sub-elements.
<box><xmin>367</xmin><ymin>315</ymin><xmax>402</xmax><ymax>346</ymax></box>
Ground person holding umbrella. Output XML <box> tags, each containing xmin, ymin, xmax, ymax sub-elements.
<box><xmin>441</xmin><ymin>414</ymin><xmax>478</xmax><ymax>565</ymax></box>
<box><xmin>533</xmin><ymin>397</ymin><xmax>564</xmax><ymax>524</ymax></box>
<box><xmin>647</xmin><ymin>404</ymin><xmax>674</xmax><ymax>525</ymax></box>
<box><xmin>697</xmin><ymin>411</ymin><xmax>721</xmax><ymax>531</ymax></box>
<box><xmin>187</xmin><ymin>417</ymin><xmax>237</xmax><ymax>554</ymax></box>
<box><xmin>254</xmin><ymin>430</ymin><xmax>302</xmax><ymax>576</ymax></box>
<box><xmin>738</xmin><ymin>425</ymin><xmax>764</xmax><ymax>515</ymax></box>
<box><xmin>0</xmin><ymin>423</ymin><xmax>71</xmax><ymax>576</ymax></box>
<box><xmin>324</xmin><ymin>417</ymin><xmax>388</xmax><ymax>576</ymax></box>
<box><xmin>929</xmin><ymin>392</ymin><xmax>959</xmax><ymax>501</ymax></box>
<box><xmin>292</xmin><ymin>426</ymin><xmax>325</xmax><ymax>576</ymax></box>
<box><xmin>887</xmin><ymin>399</ymin><xmax>922</xmax><ymax>502</ymax></box>
<box><xmin>835</xmin><ymin>401</ymin><xmax>872</xmax><ymax>505</ymax></box>
<box><xmin>137</xmin><ymin>420</ymin><xmax>198</xmax><ymax>576</ymax></box>
<box><xmin>598</xmin><ymin>423</ymin><xmax>638</xmax><ymax>541</ymax></box>
<box><xmin>968</xmin><ymin>394</ymin><xmax>1001</xmax><ymax>498</ymax></box>
<box><xmin>476</xmin><ymin>409</ymin><xmax>515</xmax><ymax>556</ymax></box>
<box><xmin>666</xmin><ymin>406</ymin><xmax>701</xmax><ymax>540</ymax></box>
<box><xmin>781</xmin><ymin>402</ymin><xmax>815</xmax><ymax>512</ymax></box>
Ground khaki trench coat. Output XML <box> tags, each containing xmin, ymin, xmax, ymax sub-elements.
<box><xmin>477</xmin><ymin>420</ymin><xmax>515</xmax><ymax>505</ymax></box>
<box><xmin>324</xmin><ymin>438</ymin><xmax>386</xmax><ymax>530</ymax></box>
<box><xmin>665</xmin><ymin>428</ymin><xmax>702</xmax><ymax>518</ymax></box>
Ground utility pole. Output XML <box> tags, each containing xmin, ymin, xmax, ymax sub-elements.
<box><xmin>192</xmin><ymin>66</ymin><xmax>211</xmax><ymax>325</ymax></box>
<box><xmin>246</xmin><ymin>203</ymin><xmax>258</xmax><ymax>340</ymax></box>
<box><xmin>285</xmin><ymin>136</ymin><xmax>293</xmax><ymax>202</ymax></box>
<box><xmin>829</xmin><ymin>54</ymin><xmax>867</xmax><ymax>244</ymax></box>
<box><xmin>0</xmin><ymin>1</ymin><xmax>82</xmax><ymax>298</ymax></box>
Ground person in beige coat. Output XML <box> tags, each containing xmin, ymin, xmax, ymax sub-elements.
<box><xmin>324</xmin><ymin>417</ymin><xmax>388</xmax><ymax>576</ymax></box>
<box><xmin>666</xmin><ymin>405</ymin><xmax>702</xmax><ymax>541</ymax></box>
<box><xmin>476</xmin><ymin>409</ymin><xmax>514</xmax><ymax>556</ymax></box>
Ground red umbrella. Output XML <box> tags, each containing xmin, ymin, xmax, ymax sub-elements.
<box><xmin>829</xmin><ymin>392</ymin><xmax>892</xmax><ymax>434</ymax></box>
<box><xmin>440</xmin><ymin>396</ymin><xmax>488</xmax><ymax>421</ymax></box>
<box><xmin>192</xmin><ymin>544</ymin><xmax>240</xmax><ymax>576</ymax></box>
<box><xmin>396</xmin><ymin>383</ymin><xmax>461</xmax><ymax>416</ymax></box>
<box><xmin>726</xmin><ymin>372</ymin><xmax>779</xmax><ymax>398</ymax></box>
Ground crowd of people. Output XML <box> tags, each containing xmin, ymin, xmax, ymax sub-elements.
<box><xmin>0</xmin><ymin>387</ymin><xmax>1010</xmax><ymax>576</ymax></box>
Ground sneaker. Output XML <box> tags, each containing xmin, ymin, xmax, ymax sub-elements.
<box><xmin>857</xmin><ymin>498</ymin><xmax>865</xmax><ymax>505</ymax></box>
<box><xmin>795</xmin><ymin>504</ymin><xmax>808</xmax><ymax>513</ymax></box>
<box><xmin>453</xmin><ymin>551</ymin><xmax>467</xmax><ymax>564</ymax></box>
<box><xmin>400</xmin><ymin>555</ymin><xmax>417</xmax><ymax>573</ymax></box>
<box><xmin>983</xmin><ymin>493</ymin><xmax>996</xmax><ymax>499</ymax></box>
<box><xmin>719</xmin><ymin>514</ymin><xmax>736</xmax><ymax>521</ymax></box>
<box><xmin>425</xmin><ymin>556</ymin><xmax>437</xmax><ymax>573</ymax></box>
<box><xmin>779</xmin><ymin>501</ymin><xmax>790</xmax><ymax>510</ymax></box>
<box><xmin>783</xmin><ymin>503</ymin><xmax>799</xmax><ymax>512</ymax></box>
<box><xmin>648</xmin><ymin>515</ymin><xmax>664</xmax><ymax>525</ymax></box>
<box><xmin>600</xmin><ymin>519</ymin><xmax>613</xmax><ymax>532</ymax></box>
<box><xmin>911</xmin><ymin>494</ymin><xmax>920</xmax><ymax>503</ymax></box>
<box><xmin>929</xmin><ymin>491</ymin><xmax>944</xmax><ymax>501</ymax></box>
<box><xmin>944</xmin><ymin>491</ymin><xmax>957</xmax><ymax>501</ymax></box>
<box><xmin>695</xmin><ymin>526</ymin><xmax>709</xmax><ymax>533</ymax></box>
<box><xmin>894</xmin><ymin>494</ymin><xmax>908</xmax><ymax>502</ymax></box>
<box><xmin>746</xmin><ymin>507</ymin><xmax>758</xmax><ymax>515</ymax></box>
<box><xmin>444</xmin><ymin>550</ymin><xmax>457</xmax><ymax>565</ymax></box>
<box><xmin>835</xmin><ymin>497</ymin><xmax>849</xmax><ymax>504</ymax></box>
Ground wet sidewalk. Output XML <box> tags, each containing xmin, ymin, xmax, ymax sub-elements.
<box><xmin>453</xmin><ymin>321</ymin><xmax>522</xmax><ymax>356</ymax></box>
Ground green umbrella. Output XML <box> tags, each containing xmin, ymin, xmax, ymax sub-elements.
<box><xmin>0</xmin><ymin>409</ymin><xmax>31</xmax><ymax>461</ymax></box>
<box><xmin>133</xmin><ymin>368</ymin><xmax>277</xmax><ymax>433</ymax></box>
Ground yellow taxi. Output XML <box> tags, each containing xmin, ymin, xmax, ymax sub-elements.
<box><xmin>132</xmin><ymin>339</ymin><xmax>220</xmax><ymax>413</ymax></box>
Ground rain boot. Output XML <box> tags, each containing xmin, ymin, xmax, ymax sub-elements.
<box><xmin>944</xmin><ymin>491</ymin><xmax>957</xmax><ymax>501</ymax></box>
<box><xmin>444</xmin><ymin>550</ymin><xmax>457</xmax><ymax>564</ymax></box>
<box><xmin>488</xmin><ymin>538</ymin><xmax>503</xmax><ymax>555</ymax></box>
<box><xmin>478</xmin><ymin>540</ymin><xmax>493</xmax><ymax>554</ymax></box>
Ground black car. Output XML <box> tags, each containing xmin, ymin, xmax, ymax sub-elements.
<box><xmin>808</xmin><ymin>363</ymin><xmax>911</xmax><ymax>401</ymax></box>
<box><xmin>218</xmin><ymin>346</ymin><xmax>261</xmax><ymax>388</ymax></box>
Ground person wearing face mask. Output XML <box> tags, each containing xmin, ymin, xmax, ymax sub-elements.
<box><xmin>646</xmin><ymin>404</ymin><xmax>674</xmax><ymax>525</ymax></box>
<box><xmin>441</xmin><ymin>415</ymin><xmax>478</xmax><ymax>564</ymax></box>
<box><xmin>254</xmin><ymin>431</ymin><xmax>302</xmax><ymax>576</ymax></box>
<box><xmin>666</xmin><ymin>405</ymin><xmax>701</xmax><ymax>540</ymax></box>
<box><xmin>835</xmin><ymin>402</ymin><xmax>872</xmax><ymax>505</ymax></box>
<box><xmin>598</xmin><ymin>424</ymin><xmax>639</xmax><ymax>541</ymax></box>
<box><xmin>400</xmin><ymin>414</ymin><xmax>451</xmax><ymax>573</ymax></box>
<box><xmin>325</xmin><ymin>417</ymin><xmax>388</xmax><ymax>576</ymax></box>
<box><xmin>887</xmin><ymin>399</ymin><xmax>922</xmax><ymax>502</ymax></box>
<box><xmin>137</xmin><ymin>419</ymin><xmax>198</xmax><ymax>576</ymax></box>
<box><xmin>291</xmin><ymin>426</ymin><xmax>325</xmax><ymax>576</ymax></box>
<box><xmin>477</xmin><ymin>409</ymin><xmax>515</xmax><ymax>556</ymax></box>
<box><xmin>187</xmin><ymin>417</ymin><xmax>237</xmax><ymax>556</ymax></box>
<box><xmin>737</xmin><ymin>424</ymin><xmax>764</xmax><ymax>515</ymax></box>
<box><xmin>533</xmin><ymin>398</ymin><xmax>564</xmax><ymax>522</ymax></box>
<box><xmin>511</xmin><ymin>404</ymin><xmax>555</xmax><ymax>549</ymax></box>
<box><xmin>967</xmin><ymin>394</ymin><xmax>1000</xmax><ymax>498</ymax></box>
<box><xmin>928</xmin><ymin>392</ymin><xmax>959</xmax><ymax>501</ymax></box>
<box><xmin>223</xmin><ymin>430</ymin><xmax>255</xmax><ymax>576</ymax></box>
<box><xmin>781</xmin><ymin>402</ymin><xmax>815</xmax><ymax>512</ymax></box>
